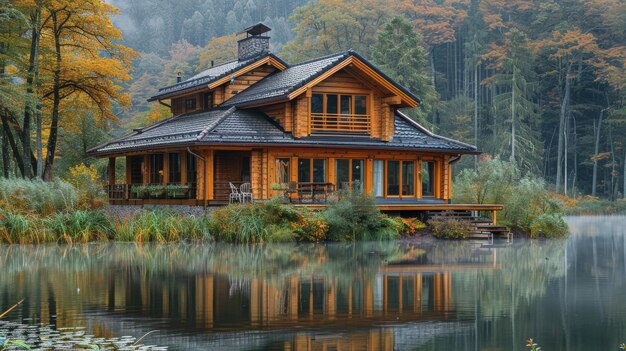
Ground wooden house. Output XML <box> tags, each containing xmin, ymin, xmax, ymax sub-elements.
<box><xmin>90</xmin><ymin>24</ymin><xmax>501</xmax><ymax>216</ymax></box>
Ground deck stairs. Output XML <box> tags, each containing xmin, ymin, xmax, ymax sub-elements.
<box><xmin>426</xmin><ymin>210</ymin><xmax>512</xmax><ymax>241</ymax></box>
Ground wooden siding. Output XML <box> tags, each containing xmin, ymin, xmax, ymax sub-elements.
<box><xmin>224</xmin><ymin>65</ymin><xmax>276</xmax><ymax>101</ymax></box>
<box><xmin>259</xmin><ymin>103</ymin><xmax>288</xmax><ymax>131</ymax></box>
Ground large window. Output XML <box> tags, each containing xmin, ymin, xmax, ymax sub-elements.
<box><xmin>149</xmin><ymin>154</ymin><xmax>164</xmax><ymax>184</ymax></box>
<box><xmin>129</xmin><ymin>156</ymin><xmax>143</xmax><ymax>184</ymax></box>
<box><xmin>298</xmin><ymin>158</ymin><xmax>326</xmax><ymax>183</ymax></box>
<box><xmin>310</xmin><ymin>93</ymin><xmax>369</xmax><ymax>133</ymax></box>
<box><xmin>372</xmin><ymin>160</ymin><xmax>417</xmax><ymax>197</ymax></box>
<box><xmin>335</xmin><ymin>159</ymin><xmax>364</xmax><ymax>191</ymax></box>
<box><xmin>422</xmin><ymin>161</ymin><xmax>435</xmax><ymax>197</ymax></box>
<box><xmin>276</xmin><ymin>158</ymin><xmax>291</xmax><ymax>184</ymax></box>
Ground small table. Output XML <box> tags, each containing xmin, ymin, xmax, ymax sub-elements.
<box><xmin>297</xmin><ymin>182</ymin><xmax>335</xmax><ymax>203</ymax></box>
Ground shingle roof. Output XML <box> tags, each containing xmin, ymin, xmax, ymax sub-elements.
<box><xmin>148</xmin><ymin>54</ymin><xmax>286</xmax><ymax>101</ymax></box>
<box><xmin>222</xmin><ymin>52</ymin><xmax>349</xmax><ymax>107</ymax></box>
<box><xmin>89</xmin><ymin>108</ymin><xmax>476</xmax><ymax>155</ymax></box>
<box><xmin>222</xmin><ymin>50</ymin><xmax>420</xmax><ymax>107</ymax></box>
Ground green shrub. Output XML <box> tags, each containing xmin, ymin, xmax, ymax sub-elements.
<box><xmin>529</xmin><ymin>213</ymin><xmax>569</xmax><ymax>238</ymax></box>
<box><xmin>210</xmin><ymin>200</ymin><xmax>302</xmax><ymax>243</ymax></box>
<box><xmin>0</xmin><ymin>210</ymin><xmax>50</xmax><ymax>244</ymax></box>
<box><xmin>320</xmin><ymin>191</ymin><xmax>399</xmax><ymax>241</ymax></box>
<box><xmin>428</xmin><ymin>218</ymin><xmax>472</xmax><ymax>239</ymax></box>
<box><xmin>453</xmin><ymin>158</ymin><xmax>568</xmax><ymax>238</ymax></box>
<box><xmin>565</xmin><ymin>198</ymin><xmax>626</xmax><ymax>215</ymax></box>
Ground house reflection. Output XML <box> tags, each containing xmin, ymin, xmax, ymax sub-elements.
<box><xmin>3</xmin><ymin>244</ymin><xmax>500</xmax><ymax>350</ymax></box>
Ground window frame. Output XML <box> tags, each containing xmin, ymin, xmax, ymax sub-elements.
<box><xmin>382</xmin><ymin>159</ymin><xmax>417</xmax><ymax>199</ymax></box>
<box><xmin>335</xmin><ymin>158</ymin><xmax>365</xmax><ymax>191</ymax></box>
<box><xmin>420</xmin><ymin>159</ymin><xmax>437</xmax><ymax>198</ymax></box>
<box><xmin>297</xmin><ymin>158</ymin><xmax>327</xmax><ymax>184</ymax></box>
<box><xmin>185</xmin><ymin>98</ymin><xmax>196</xmax><ymax>112</ymax></box>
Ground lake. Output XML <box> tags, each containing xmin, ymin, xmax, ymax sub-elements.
<box><xmin>1</xmin><ymin>216</ymin><xmax>625</xmax><ymax>350</ymax></box>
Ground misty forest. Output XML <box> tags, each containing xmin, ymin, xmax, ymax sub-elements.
<box><xmin>1</xmin><ymin>0</ymin><xmax>626</xmax><ymax>199</ymax></box>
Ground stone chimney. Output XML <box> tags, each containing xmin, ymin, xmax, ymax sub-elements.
<box><xmin>238</xmin><ymin>23</ymin><xmax>271</xmax><ymax>61</ymax></box>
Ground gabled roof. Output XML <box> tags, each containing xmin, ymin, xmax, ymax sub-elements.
<box><xmin>222</xmin><ymin>50</ymin><xmax>420</xmax><ymax>108</ymax></box>
<box><xmin>89</xmin><ymin>108</ymin><xmax>476</xmax><ymax>156</ymax></box>
<box><xmin>148</xmin><ymin>53</ymin><xmax>287</xmax><ymax>101</ymax></box>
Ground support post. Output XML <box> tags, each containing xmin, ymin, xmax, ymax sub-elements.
<box><xmin>107</xmin><ymin>157</ymin><xmax>115</xmax><ymax>186</ymax></box>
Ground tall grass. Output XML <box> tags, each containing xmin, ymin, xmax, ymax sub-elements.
<box><xmin>0</xmin><ymin>178</ymin><xmax>78</xmax><ymax>215</ymax></box>
<box><xmin>114</xmin><ymin>210</ymin><xmax>212</xmax><ymax>242</ymax></box>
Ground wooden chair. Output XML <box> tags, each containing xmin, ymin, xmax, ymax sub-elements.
<box><xmin>229</xmin><ymin>182</ymin><xmax>242</xmax><ymax>203</ymax></box>
<box><xmin>240</xmin><ymin>182</ymin><xmax>253</xmax><ymax>203</ymax></box>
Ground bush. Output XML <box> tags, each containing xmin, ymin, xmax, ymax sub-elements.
<box><xmin>320</xmin><ymin>191</ymin><xmax>399</xmax><ymax>241</ymax></box>
<box><xmin>428</xmin><ymin>218</ymin><xmax>472</xmax><ymax>239</ymax></box>
<box><xmin>65</xmin><ymin>163</ymin><xmax>107</xmax><ymax>210</ymax></box>
<box><xmin>210</xmin><ymin>200</ymin><xmax>304</xmax><ymax>243</ymax></box>
<box><xmin>453</xmin><ymin>158</ymin><xmax>568</xmax><ymax>238</ymax></box>
<box><xmin>393</xmin><ymin>217</ymin><xmax>427</xmax><ymax>236</ymax></box>
<box><xmin>529</xmin><ymin>214</ymin><xmax>569</xmax><ymax>238</ymax></box>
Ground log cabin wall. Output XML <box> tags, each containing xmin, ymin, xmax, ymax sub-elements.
<box><xmin>224</xmin><ymin>65</ymin><xmax>276</xmax><ymax>101</ymax></box>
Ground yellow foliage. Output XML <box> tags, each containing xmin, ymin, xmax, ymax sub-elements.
<box><xmin>67</xmin><ymin>163</ymin><xmax>99</xmax><ymax>186</ymax></box>
<box><xmin>548</xmin><ymin>192</ymin><xmax>578</xmax><ymax>208</ymax></box>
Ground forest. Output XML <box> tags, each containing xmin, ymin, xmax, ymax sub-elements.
<box><xmin>1</xmin><ymin>0</ymin><xmax>626</xmax><ymax>200</ymax></box>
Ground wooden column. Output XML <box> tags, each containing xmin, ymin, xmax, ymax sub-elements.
<box><xmin>251</xmin><ymin>150</ymin><xmax>263</xmax><ymax>200</ymax></box>
<box><xmin>108</xmin><ymin>157</ymin><xmax>116</xmax><ymax>185</ymax></box>
<box><xmin>142</xmin><ymin>155</ymin><xmax>149</xmax><ymax>184</ymax></box>
<box><xmin>162</xmin><ymin>152</ymin><xmax>169</xmax><ymax>184</ymax></box>
<box><xmin>365</xmin><ymin>158</ymin><xmax>373</xmax><ymax>195</ymax></box>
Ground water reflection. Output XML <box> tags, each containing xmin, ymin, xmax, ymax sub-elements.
<box><xmin>1</xmin><ymin>217</ymin><xmax>625</xmax><ymax>350</ymax></box>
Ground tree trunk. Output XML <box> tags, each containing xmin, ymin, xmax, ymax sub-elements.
<box><xmin>1</xmin><ymin>129</ymin><xmax>9</xmax><ymax>178</ymax></box>
<box><xmin>592</xmin><ymin>109</ymin><xmax>604</xmax><ymax>197</ymax></box>
<box><xmin>43</xmin><ymin>12</ymin><xmax>61</xmax><ymax>181</ymax></box>
<box><xmin>510</xmin><ymin>67</ymin><xmax>516</xmax><ymax>162</ymax></box>
<box><xmin>22</xmin><ymin>7</ymin><xmax>43</xmax><ymax>179</ymax></box>
<box><xmin>0</xmin><ymin>111</ymin><xmax>25</xmax><ymax>177</ymax></box>
<box><xmin>473</xmin><ymin>61</ymin><xmax>479</xmax><ymax>168</ymax></box>
<box><xmin>556</xmin><ymin>63</ymin><xmax>573</xmax><ymax>193</ymax></box>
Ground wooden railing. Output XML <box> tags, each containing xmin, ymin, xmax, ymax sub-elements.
<box><xmin>310</xmin><ymin>113</ymin><xmax>370</xmax><ymax>134</ymax></box>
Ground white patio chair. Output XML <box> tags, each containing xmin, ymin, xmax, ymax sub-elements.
<box><xmin>240</xmin><ymin>182</ymin><xmax>253</xmax><ymax>203</ymax></box>
<box><xmin>229</xmin><ymin>182</ymin><xmax>242</xmax><ymax>203</ymax></box>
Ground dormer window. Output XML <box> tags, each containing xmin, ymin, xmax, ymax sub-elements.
<box><xmin>310</xmin><ymin>93</ymin><xmax>369</xmax><ymax>134</ymax></box>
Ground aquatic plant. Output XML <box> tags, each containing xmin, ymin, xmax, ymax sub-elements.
<box><xmin>526</xmin><ymin>338</ymin><xmax>541</xmax><ymax>350</ymax></box>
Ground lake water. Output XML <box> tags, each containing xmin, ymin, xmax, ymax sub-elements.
<box><xmin>1</xmin><ymin>216</ymin><xmax>625</xmax><ymax>350</ymax></box>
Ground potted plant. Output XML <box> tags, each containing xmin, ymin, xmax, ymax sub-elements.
<box><xmin>131</xmin><ymin>185</ymin><xmax>149</xmax><ymax>198</ymax></box>
<box><xmin>147</xmin><ymin>185</ymin><xmax>166</xmax><ymax>197</ymax></box>
<box><xmin>165</xmin><ymin>184</ymin><xmax>190</xmax><ymax>198</ymax></box>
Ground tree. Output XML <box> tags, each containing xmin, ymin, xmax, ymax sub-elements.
<box><xmin>281</xmin><ymin>0</ymin><xmax>395</xmax><ymax>62</ymax></box>
<box><xmin>483</xmin><ymin>29</ymin><xmax>541</xmax><ymax>173</ymax></box>
<box><xmin>371</xmin><ymin>16</ymin><xmax>436</xmax><ymax>126</ymax></box>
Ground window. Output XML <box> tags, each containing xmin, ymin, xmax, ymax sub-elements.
<box><xmin>336</xmin><ymin>159</ymin><xmax>364</xmax><ymax>191</ymax></box>
<box><xmin>168</xmin><ymin>153</ymin><xmax>181</xmax><ymax>183</ymax></box>
<box><xmin>402</xmin><ymin>161</ymin><xmax>415</xmax><ymax>196</ymax></box>
<box><xmin>150</xmin><ymin>154</ymin><xmax>164</xmax><ymax>184</ymax></box>
<box><xmin>185</xmin><ymin>98</ymin><xmax>196</xmax><ymax>111</ymax></box>
<box><xmin>298</xmin><ymin>158</ymin><xmax>326</xmax><ymax>183</ymax></box>
<box><xmin>203</xmin><ymin>93</ymin><xmax>213</xmax><ymax>110</ymax></box>
<box><xmin>387</xmin><ymin>161</ymin><xmax>400</xmax><ymax>196</ymax></box>
<box><xmin>375</xmin><ymin>160</ymin><xmax>416</xmax><ymax>197</ymax></box>
<box><xmin>129</xmin><ymin>156</ymin><xmax>143</xmax><ymax>184</ymax></box>
<box><xmin>373</xmin><ymin>160</ymin><xmax>384</xmax><ymax>197</ymax></box>
<box><xmin>276</xmin><ymin>158</ymin><xmax>290</xmax><ymax>184</ymax></box>
<box><xmin>187</xmin><ymin>152</ymin><xmax>197</xmax><ymax>184</ymax></box>
<box><xmin>422</xmin><ymin>161</ymin><xmax>435</xmax><ymax>197</ymax></box>
<box><xmin>310</xmin><ymin>93</ymin><xmax>368</xmax><ymax>133</ymax></box>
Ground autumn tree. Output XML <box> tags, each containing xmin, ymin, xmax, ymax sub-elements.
<box><xmin>281</xmin><ymin>0</ymin><xmax>396</xmax><ymax>62</ymax></box>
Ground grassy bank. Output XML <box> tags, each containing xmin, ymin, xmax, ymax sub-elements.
<box><xmin>0</xmin><ymin>177</ymin><xmax>422</xmax><ymax>244</ymax></box>
<box><xmin>453</xmin><ymin>158</ymin><xmax>569</xmax><ymax>238</ymax></box>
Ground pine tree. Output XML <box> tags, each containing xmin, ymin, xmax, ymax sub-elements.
<box><xmin>371</xmin><ymin>16</ymin><xmax>437</xmax><ymax>126</ymax></box>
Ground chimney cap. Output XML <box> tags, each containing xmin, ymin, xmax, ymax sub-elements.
<box><xmin>238</xmin><ymin>23</ymin><xmax>271</xmax><ymax>37</ymax></box>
